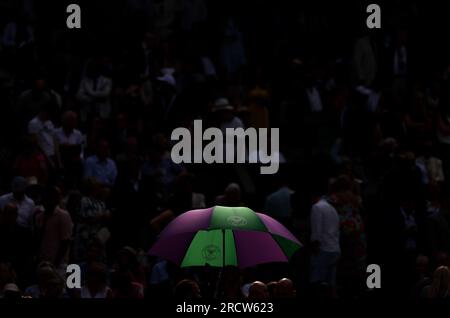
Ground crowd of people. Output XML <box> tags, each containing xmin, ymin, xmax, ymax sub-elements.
<box><xmin>1</xmin><ymin>0</ymin><xmax>450</xmax><ymax>301</ymax></box>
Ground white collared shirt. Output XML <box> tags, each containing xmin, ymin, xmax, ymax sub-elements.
<box><xmin>310</xmin><ymin>198</ymin><xmax>340</xmax><ymax>253</ymax></box>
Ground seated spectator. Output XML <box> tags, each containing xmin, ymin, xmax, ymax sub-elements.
<box><xmin>247</xmin><ymin>281</ymin><xmax>269</xmax><ymax>300</ymax></box>
<box><xmin>274</xmin><ymin>278</ymin><xmax>296</xmax><ymax>299</ymax></box>
<box><xmin>142</xmin><ymin>134</ymin><xmax>183</xmax><ymax>201</ymax></box>
<box><xmin>421</xmin><ymin>266</ymin><xmax>450</xmax><ymax>299</ymax></box>
<box><xmin>114</xmin><ymin>247</ymin><xmax>146</xmax><ymax>286</ymax></box>
<box><xmin>76</xmin><ymin>262</ymin><xmax>112</xmax><ymax>299</ymax></box>
<box><xmin>24</xmin><ymin>262</ymin><xmax>65</xmax><ymax>299</ymax></box>
<box><xmin>2</xmin><ymin>283</ymin><xmax>21</xmax><ymax>299</ymax></box>
<box><xmin>173</xmin><ymin>279</ymin><xmax>201</xmax><ymax>300</ymax></box>
<box><xmin>110</xmin><ymin>269</ymin><xmax>144</xmax><ymax>299</ymax></box>
<box><xmin>215</xmin><ymin>183</ymin><xmax>243</xmax><ymax>207</ymax></box>
<box><xmin>74</xmin><ymin>178</ymin><xmax>111</xmax><ymax>262</ymax></box>
<box><xmin>0</xmin><ymin>176</ymin><xmax>35</xmax><ymax>229</ymax></box>
<box><xmin>416</xmin><ymin>140</ymin><xmax>445</xmax><ymax>185</ymax></box>
<box><xmin>411</xmin><ymin>255</ymin><xmax>432</xmax><ymax>299</ymax></box>
<box><xmin>13</xmin><ymin>136</ymin><xmax>48</xmax><ymax>185</ymax></box>
<box><xmin>84</xmin><ymin>139</ymin><xmax>118</xmax><ymax>187</ymax></box>
<box><xmin>167</xmin><ymin>173</ymin><xmax>206</xmax><ymax>215</ymax></box>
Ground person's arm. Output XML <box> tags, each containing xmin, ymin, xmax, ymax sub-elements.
<box><xmin>76</xmin><ymin>79</ymin><xmax>92</xmax><ymax>102</ymax></box>
<box><xmin>85</xmin><ymin>77</ymin><xmax>112</xmax><ymax>99</ymax></box>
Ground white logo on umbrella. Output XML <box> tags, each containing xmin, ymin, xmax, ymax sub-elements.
<box><xmin>202</xmin><ymin>245</ymin><xmax>220</xmax><ymax>261</ymax></box>
<box><xmin>227</xmin><ymin>215</ymin><xmax>248</xmax><ymax>227</ymax></box>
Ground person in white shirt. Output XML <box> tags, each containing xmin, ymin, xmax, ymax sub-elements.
<box><xmin>310</xmin><ymin>176</ymin><xmax>352</xmax><ymax>295</ymax></box>
<box><xmin>77</xmin><ymin>61</ymin><xmax>113</xmax><ymax>122</ymax></box>
<box><xmin>0</xmin><ymin>176</ymin><xmax>35</xmax><ymax>229</ymax></box>
<box><xmin>28</xmin><ymin>104</ymin><xmax>59</xmax><ymax>168</ymax></box>
<box><xmin>54</xmin><ymin>111</ymin><xmax>83</xmax><ymax>147</ymax></box>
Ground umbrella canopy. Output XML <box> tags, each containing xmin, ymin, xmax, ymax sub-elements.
<box><xmin>149</xmin><ymin>206</ymin><xmax>302</xmax><ymax>268</ymax></box>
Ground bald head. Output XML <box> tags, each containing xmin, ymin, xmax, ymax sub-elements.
<box><xmin>248</xmin><ymin>281</ymin><xmax>269</xmax><ymax>300</ymax></box>
<box><xmin>274</xmin><ymin>278</ymin><xmax>296</xmax><ymax>299</ymax></box>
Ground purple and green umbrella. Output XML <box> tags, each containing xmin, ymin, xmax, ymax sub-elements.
<box><xmin>149</xmin><ymin>206</ymin><xmax>302</xmax><ymax>268</ymax></box>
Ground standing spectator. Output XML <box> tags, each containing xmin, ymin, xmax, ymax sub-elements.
<box><xmin>35</xmin><ymin>186</ymin><xmax>73</xmax><ymax>272</ymax></box>
<box><xmin>310</xmin><ymin>177</ymin><xmax>351</xmax><ymax>297</ymax></box>
<box><xmin>264</xmin><ymin>173</ymin><xmax>294</xmax><ymax>226</ymax></box>
<box><xmin>77</xmin><ymin>61</ymin><xmax>113</xmax><ymax>122</ymax></box>
<box><xmin>84</xmin><ymin>139</ymin><xmax>118</xmax><ymax>188</ymax></box>
<box><xmin>27</xmin><ymin>104</ymin><xmax>59</xmax><ymax>169</ymax></box>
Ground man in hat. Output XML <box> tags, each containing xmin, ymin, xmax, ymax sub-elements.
<box><xmin>212</xmin><ymin>97</ymin><xmax>244</xmax><ymax>135</ymax></box>
<box><xmin>0</xmin><ymin>176</ymin><xmax>35</xmax><ymax>229</ymax></box>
